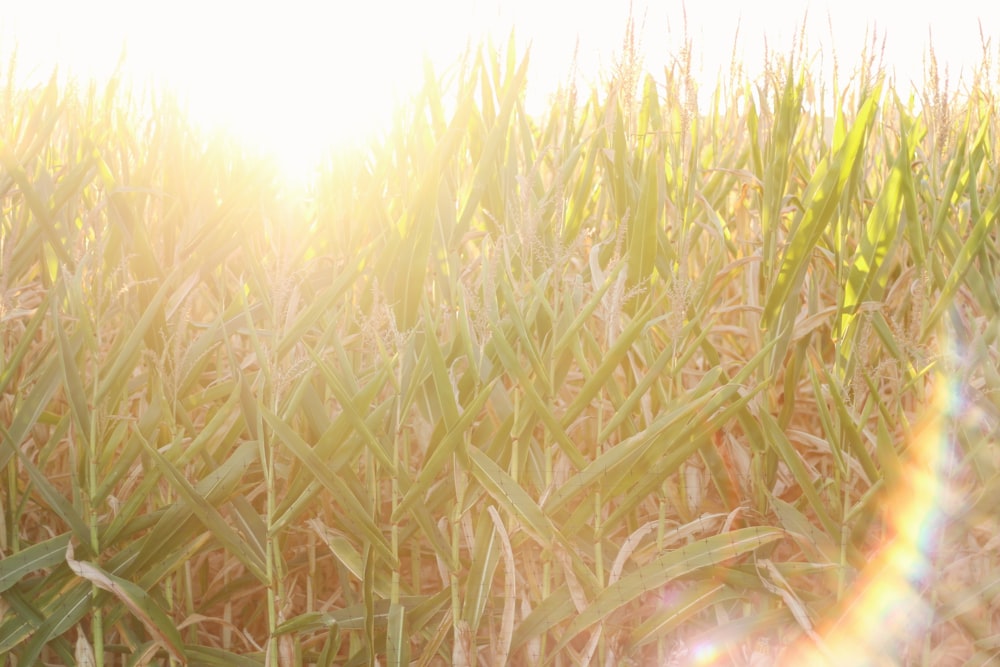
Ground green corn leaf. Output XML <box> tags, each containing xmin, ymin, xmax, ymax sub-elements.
<box><xmin>0</xmin><ymin>533</ymin><xmax>71</xmax><ymax>594</ymax></box>
<box><xmin>66</xmin><ymin>542</ymin><xmax>186</xmax><ymax>662</ymax></box>
<box><xmin>551</xmin><ymin>527</ymin><xmax>784</xmax><ymax>654</ymax></box>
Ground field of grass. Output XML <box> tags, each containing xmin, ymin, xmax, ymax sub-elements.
<box><xmin>1</xmin><ymin>28</ymin><xmax>998</xmax><ymax>666</ymax></box>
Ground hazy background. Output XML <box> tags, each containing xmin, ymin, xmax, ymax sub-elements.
<box><xmin>2</xmin><ymin>0</ymin><xmax>996</xmax><ymax>183</ymax></box>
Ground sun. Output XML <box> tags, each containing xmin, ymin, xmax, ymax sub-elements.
<box><xmin>172</xmin><ymin>65</ymin><xmax>399</xmax><ymax>190</ymax></box>
<box><xmin>1</xmin><ymin>0</ymin><xmax>492</xmax><ymax>189</ymax></box>
<box><xmin>111</xmin><ymin>3</ymin><xmax>439</xmax><ymax>190</ymax></box>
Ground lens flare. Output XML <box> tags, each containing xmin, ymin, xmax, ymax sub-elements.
<box><xmin>691</xmin><ymin>641</ymin><xmax>721</xmax><ymax>664</ymax></box>
<box><xmin>781</xmin><ymin>367</ymin><xmax>958</xmax><ymax>665</ymax></box>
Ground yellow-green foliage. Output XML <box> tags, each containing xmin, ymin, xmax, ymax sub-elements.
<box><xmin>0</xmin><ymin>34</ymin><xmax>998</xmax><ymax>665</ymax></box>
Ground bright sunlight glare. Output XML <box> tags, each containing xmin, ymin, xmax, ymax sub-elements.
<box><xmin>0</xmin><ymin>1</ymin><xmax>995</xmax><ymax>663</ymax></box>
<box><xmin>2</xmin><ymin>1</ymin><xmax>997</xmax><ymax>187</ymax></box>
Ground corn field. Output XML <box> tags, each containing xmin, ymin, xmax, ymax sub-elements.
<box><xmin>1</xmin><ymin>33</ymin><xmax>999</xmax><ymax>666</ymax></box>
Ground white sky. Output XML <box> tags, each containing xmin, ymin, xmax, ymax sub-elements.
<box><xmin>1</xmin><ymin>1</ymin><xmax>996</xmax><ymax>184</ymax></box>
